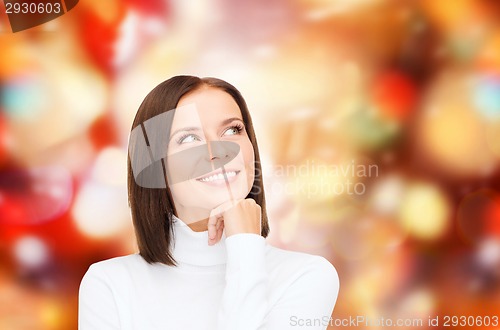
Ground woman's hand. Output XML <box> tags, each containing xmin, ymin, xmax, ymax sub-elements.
<box><xmin>207</xmin><ymin>199</ymin><xmax>261</xmax><ymax>245</ymax></box>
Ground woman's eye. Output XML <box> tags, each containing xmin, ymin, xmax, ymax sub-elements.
<box><xmin>223</xmin><ymin>125</ymin><xmax>243</xmax><ymax>136</ymax></box>
<box><xmin>178</xmin><ymin>134</ymin><xmax>200</xmax><ymax>144</ymax></box>
<box><xmin>224</xmin><ymin>128</ymin><xmax>238</xmax><ymax>135</ymax></box>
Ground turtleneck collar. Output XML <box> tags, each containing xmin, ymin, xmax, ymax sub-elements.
<box><xmin>171</xmin><ymin>214</ymin><xmax>228</xmax><ymax>266</ymax></box>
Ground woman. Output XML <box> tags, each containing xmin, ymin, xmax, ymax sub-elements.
<box><xmin>78</xmin><ymin>75</ymin><xmax>340</xmax><ymax>329</ymax></box>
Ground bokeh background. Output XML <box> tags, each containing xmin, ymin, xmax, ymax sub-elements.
<box><xmin>1</xmin><ymin>0</ymin><xmax>500</xmax><ymax>329</ymax></box>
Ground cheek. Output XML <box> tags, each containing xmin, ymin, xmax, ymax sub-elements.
<box><xmin>240</xmin><ymin>139</ymin><xmax>255</xmax><ymax>184</ymax></box>
<box><xmin>168</xmin><ymin>182</ymin><xmax>188</xmax><ymax>201</ymax></box>
<box><xmin>240</xmin><ymin>139</ymin><xmax>254</xmax><ymax>167</ymax></box>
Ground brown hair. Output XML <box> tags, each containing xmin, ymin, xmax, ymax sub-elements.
<box><xmin>127</xmin><ymin>75</ymin><xmax>270</xmax><ymax>266</ymax></box>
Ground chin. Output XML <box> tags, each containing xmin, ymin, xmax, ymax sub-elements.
<box><xmin>173</xmin><ymin>175</ymin><xmax>253</xmax><ymax>210</ymax></box>
<box><xmin>209</xmin><ymin>188</ymin><xmax>250</xmax><ymax>205</ymax></box>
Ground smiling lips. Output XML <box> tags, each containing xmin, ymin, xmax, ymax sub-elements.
<box><xmin>196</xmin><ymin>169</ymin><xmax>240</xmax><ymax>183</ymax></box>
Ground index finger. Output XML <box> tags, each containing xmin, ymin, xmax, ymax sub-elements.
<box><xmin>208</xmin><ymin>208</ymin><xmax>222</xmax><ymax>241</ymax></box>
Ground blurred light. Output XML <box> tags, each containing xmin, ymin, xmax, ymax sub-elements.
<box><xmin>73</xmin><ymin>148</ymin><xmax>129</xmax><ymax>239</ymax></box>
<box><xmin>304</xmin><ymin>196</ymin><xmax>362</xmax><ymax>225</ymax></box>
<box><xmin>296</xmin><ymin>224</ymin><xmax>330</xmax><ymax>249</ymax></box>
<box><xmin>13</xmin><ymin>236</ymin><xmax>49</xmax><ymax>268</ymax></box>
<box><xmin>82</xmin><ymin>0</ymin><xmax>125</xmax><ymax>24</ymax></box>
<box><xmin>276</xmin><ymin>203</ymin><xmax>300</xmax><ymax>244</ymax></box>
<box><xmin>477</xmin><ymin>238</ymin><xmax>500</xmax><ymax>268</ymax></box>
<box><xmin>397</xmin><ymin>289</ymin><xmax>436</xmax><ymax>319</ymax></box>
<box><xmin>0</xmin><ymin>193</ymin><xmax>29</xmax><ymax>224</ymax></box>
<box><xmin>398</xmin><ymin>182</ymin><xmax>450</xmax><ymax>240</ymax></box>
<box><xmin>0</xmin><ymin>270</ymin><xmax>45</xmax><ymax>328</ymax></box>
<box><xmin>28</xmin><ymin>166</ymin><xmax>73</xmax><ymax>222</ymax></box>
<box><xmin>303</xmin><ymin>0</ymin><xmax>386</xmax><ymax>20</ymax></box>
<box><xmin>0</xmin><ymin>39</ymin><xmax>38</xmax><ymax>77</ymax></box>
<box><xmin>331</xmin><ymin>217</ymin><xmax>406</xmax><ymax>263</ymax></box>
<box><xmin>286</xmin><ymin>157</ymin><xmax>365</xmax><ymax>203</ymax></box>
<box><xmin>423</xmin><ymin>0</ymin><xmax>492</xmax><ymax>62</ymax></box>
<box><xmin>343</xmin><ymin>107</ymin><xmax>400</xmax><ymax>150</ymax></box>
<box><xmin>218</xmin><ymin>0</ymin><xmax>295</xmax><ymax>43</ymax></box>
<box><xmin>240</xmin><ymin>43</ymin><xmax>339</xmax><ymax>113</ymax></box>
<box><xmin>90</xmin><ymin>147</ymin><xmax>127</xmax><ymax>185</ymax></box>
<box><xmin>263</xmin><ymin>165</ymin><xmax>297</xmax><ymax>223</ymax></box>
<box><xmin>348</xmin><ymin>275</ymin><xmax>379</xmax><ymax>308</ymax></box>
<box><xmin>476</xmin><ymin>32</ymin><xmax>500</xmax><ymax>72</ymax></box>
<box><xmin>42</xmin><ymin>136</ymin><xmax>96</xmax><ymax>177</ymax></box>
<box><xmin>112</xmin><ymin>38</ymin><xmax>191</xmax><ymax>146</ymax></box>
<box><xmin>272</xmin><ymin>114</ymin><xmax>317</xmax><ymax>164</ymax></box>
<box><xmin>252</xmin><ymin>44</ymin><xmax>278</xmax><ymax>59</ymax></box>
<box><xmin>344</xmin><ymin>241</ymin><xmax>411</xmax><ymax>312</ymax></box>
<box><xmin>422</xmin><ymin>0</ymin><xmax>479</xmax><ymax>32</ymax></box>
<box><xmin>39</xmin><ymin>299</ymin><xmax>64</xmax><ymax>328</ymax></box>
<box><xmin>472</xmin><ymin>73</ymin><xmax>500</xmax><ymax>119</ymax></box>
<box><xmin>485</xmin><ymin>195</ymin><xmax>500</xmax><ymax>237</ymax></box>
<box><xmin>72</xmin><ymin>181</ymin><xmax>129</xmax><ymax>239</ymax></box>
<box><xmin>113</xmin><ymin>10</ymin><xmax>168</xmax><ymax>69</ymax></box>
<box><xmin>418</xmin><ymin>70</ymin><xmax>497</xmax><ymax>176</ymax></box>
<box><xmin>0</xmin><ymin>114</ymin><xmax>7</xmax><ymax>163</ymax></box>
<box><xmin>369</xmin><ymin>174</ymin><xmax>406</xmax><ymax>215</ymax></box>
<box><xmin>7</xmin><ymin>62</ymin><xmax>108</xmax><ymax>166</ymax></box>
<box><xmin>485</xmin><ymin>120</ymin><xmax>500</xmax><ymax>159</ymax></box>
<box><xmin>0</xmin><ymin>167</ymin><xmax>73</xmax><ymax>225</ymax></box>
<box><xmin>88</xmin><ymin>113</ymin><xmax>119</xmax><ymax>148</ymax></box>
<box><xmin>78</xmin><ymin>0</ymin><xmax>127</xmax><ymax>72</ymax></box>
<box><xmin>1</xmin><ymin>73</ymin><xmax>48</xmax><ymax>120</ymax></box>
<box><xmin>113</xmin><ymin>10</ymin><xmax>142</xmax><ymax>68</ymax></box>
<box><xmin>331</xmin><ymin>217</ymin><xmax>378</xmax><ymax>260</ymax></box>
<box><xmin>55</xmin><ymin>63</ymin><xmax>108</xmax><ymax>130</ymax></box>
<box><xmin>126</xmin><ymin>0</ymin><xmax>170</xmax><ymax>16</ymax></box>
<box><xmin>1</xmin><ymin>0</ymin><xmax>500</xmax><ymax>325</ymax></box>
<box><xmin>372</xmin><ymin>71</ymin><xmax>417</xmax><ymax>121</ymax></box>
<box><xmin>457</xmin><ymin>189</ymin><xmax>497</xmax><ymax>244</ymax></box>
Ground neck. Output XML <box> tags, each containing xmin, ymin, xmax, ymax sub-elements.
<box><xmin>174</xmin><ymin>203</ymin><xmax>211</xmax><ymax>232</ymax></box>
<box><xmin>171</xmin><ymin>214</ymin><xmax>227</xmax><ymax>266</ymax></box>
<box><xmin>187</xmin><ymin>218</ymin><xmax>209</xmax><ymax>232</ymax></box>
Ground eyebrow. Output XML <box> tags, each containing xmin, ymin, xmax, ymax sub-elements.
<box><xmin>169</xmin><ymin>117</ymin><xmax>244</xmax><ymax>139</ymax></box>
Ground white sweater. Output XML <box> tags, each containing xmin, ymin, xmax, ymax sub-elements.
<box><xmin>78</xmin><ymin>215</ymin><xmax>340</xmax><ymax>329</ymax></box>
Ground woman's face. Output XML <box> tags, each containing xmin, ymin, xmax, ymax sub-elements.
<box><xmin>166</xmin><ymin>87</ymin><xmax>255</xmax><ymax>224</ymax></box>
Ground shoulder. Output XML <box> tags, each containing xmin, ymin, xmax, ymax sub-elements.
<box><xmin>265</xmin><ymin>242</ymin><xmax>337</xmax><ymax>273</ymax></box>
<box><xmin>265</xmin><ymin>243</ymin><xmax>340</xmax><ymax>291</ymax></box>
<box><xmin>81</xmin><ymin>254</ymin><xmax>146</xmax><ymax>284</ymax></box>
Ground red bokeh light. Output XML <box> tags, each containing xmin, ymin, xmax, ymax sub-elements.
<box><xmin>0</xmin><ymin>113</ymin><xmax>8</xmax><ymax>166</ymax></box>
<box><xmin>372</xmin><ymin>71</ymin><xmax>418</xmax><ymax>121</ymax></box>
<box><xmin>485</xmin><ymin>196</ymin><xmax>500</xmax><ymax>238</ymax></box>
<box><xmin>88</xmin><ymin>113</ymin><xmax>119</xmax><ymax>149</ymax></box>
<box><xmin>77</xmin><ymin>5</ymin><xmax>126</xmax><ymax>75</ymax></box>
<box><xmin>0</xmin><ymin>193</ymin><xmax>31</xmax><ymax>226</ymax></box>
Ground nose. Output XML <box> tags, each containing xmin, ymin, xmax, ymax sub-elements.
<box><xmin>207</xmin><ymin>141</ymin><xmax>229</xmax><ymax>161</ymax></box>
<box><xmin>205</xmin><ymin>141</ymin><xmax>240</xmax><ymax>170</ymax></box>
<box><xmin>163</xmin><ymin>141</ymin><xmax>241</xmax><ymax>185</ymax></box>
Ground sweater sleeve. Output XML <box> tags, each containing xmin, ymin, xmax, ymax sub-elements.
<box><xmin>217</xmin><ymin>233</ymin><xmax>269</xmax><ymax>329</ymax></box>
<box><xmin>78</xmin><ymin>264</ymin><xmax>121</xmax><ymax>330</ymax></box>
<box><xmin>217</xmin><ymin>234</ymin><xmax>340</xmax><ymax>330</ymax></box>
<box><xmin>266</xmin><ymin>256</ymin><xmax>340</xmax><ymax>329</ymax></box>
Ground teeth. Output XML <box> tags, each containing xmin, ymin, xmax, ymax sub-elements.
<box><xmin>198</xmin><ymin>171</ymin><xmax>238</xmax><ymax>182</ymax></box>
